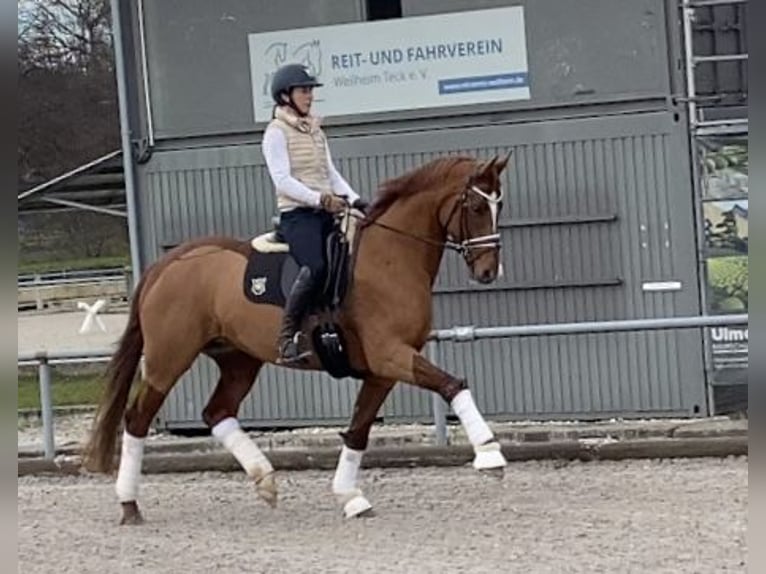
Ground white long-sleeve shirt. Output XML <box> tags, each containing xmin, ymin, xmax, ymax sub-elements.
<box><xmin>262</xmin><ymin>125</ymin><xmax>360</xmax><ymax>209</ymax></box>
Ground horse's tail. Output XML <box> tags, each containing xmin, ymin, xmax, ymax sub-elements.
<box><xmin>82</xmin><ymin>272</ymin><xmax>148</xmax><ymax>473</ymax></box>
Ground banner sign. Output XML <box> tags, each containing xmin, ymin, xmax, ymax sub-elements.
<box><xmin>248</xmin><ymin>7</ymin><xmax>530</xmax><ymax>122</ymax></box>
<box><xmin>709</xmin><ymin>326</ymin><xmax>748</xmax><ymax>374</ymax></box>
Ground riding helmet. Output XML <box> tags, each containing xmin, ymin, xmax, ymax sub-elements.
<box><xmin>270</xmin><ymin>64</ymin><xmax>323</xmax><ymax>105</ymax></box>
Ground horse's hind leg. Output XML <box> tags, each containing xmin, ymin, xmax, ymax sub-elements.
<box><xmin>333</xmin><ymin>376</ymin><xmax>395</xmax><ymax>518</ymax></box>
<box><xmin>202</xmin><ymin>351</ymin><xmax>277</xmax><ymax>507</ymax></box>
<box><xmin>117</xmin><ymin>382</ymin><xmax>166</xmax><ymax>525</ymax></box>
<box><xmin>117</xmin><ymin>340</ymin><xmax>204</xmax><ymax>525</ymax></box>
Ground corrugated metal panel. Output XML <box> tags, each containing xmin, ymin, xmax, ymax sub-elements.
<box><xmin>430</xmin><ymin>322</ymin><xmax>692</xmax><ymax>418</ymax></box>
<box><xmin>426</xmin><ymin>126</ymin><xmax>704</xmax><ymax>417</ymax></box>
<box><xmin>148</xmin><ymin>111</ymin><xmax>705</xmax><ymax>429</ymax></box>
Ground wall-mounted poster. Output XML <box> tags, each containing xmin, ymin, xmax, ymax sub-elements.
<box><xmin>706</xmin><ymin>255</ymin><xmax>748</xmax><ymax>315</ymax></box>
<box><xmin>698</xmin><ymin>136</ymin><xmax>748</xmax><ymax>413</ymax></box>
<box><xmin>699</xmin><ymin>138</ymin><xmax>748</xmax><ymax>200</ymax></box>
<box><xmin>703</xmin><ymin>199</ymin><xmax>748</xmax><ymax>257</ymax></box>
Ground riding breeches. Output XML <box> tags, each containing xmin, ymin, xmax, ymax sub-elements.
<box><xmin>278</xmin><ymin>207</ymin><xmax>335</xmax><ymax>282</ymax></box>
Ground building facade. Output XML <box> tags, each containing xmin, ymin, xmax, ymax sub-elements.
<box><xmin>111</xmin><ymin>0</ymin><xmax>748</xmax><ymax>429</ymax></box>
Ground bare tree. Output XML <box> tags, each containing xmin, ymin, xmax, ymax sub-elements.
<box><xmin>18</xmin><ymin>0</ymin><xmax>119</xmax><ymax>184</ymax></box>
<box><xmin>19</xmin><ymin>0</ymin><xmax>112</xmax><ymax>74</ymax></box>
<box><xmin>18</xmin><ymin>0</ymin><xmax>126</xmax><ymax>269</ymax></box>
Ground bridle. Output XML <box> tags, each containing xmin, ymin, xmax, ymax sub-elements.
<box><xmin>353</xmin><ymin>181</ymin><xmax>504</xmax><ymax>264</ymax></box>
<box><xmin>441</xmin><ymin>183</ymin><xmax>504</xmax><ymax>263</ymax></box>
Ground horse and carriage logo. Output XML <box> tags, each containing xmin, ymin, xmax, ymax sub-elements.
<box><xmin>262</xmin><ymin>40</ymin><xmax>323</xmax><ymax>100</ymax></box>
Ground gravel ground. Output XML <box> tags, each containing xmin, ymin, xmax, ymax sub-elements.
<box><xmin>18</xmin><ymin>458</ymin><xmax>747</xmax><ymax>574</ymax></box>
<box><xmin>18</xmin><ymin>413</ymin><xmax>97</xmax><ymax>452</ymax></box>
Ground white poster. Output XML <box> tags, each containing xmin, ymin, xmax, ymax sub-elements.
<box><xmin>248</xmin><ymin>7</ymin><xmax>530</xmax><ymax>122</ymax></box>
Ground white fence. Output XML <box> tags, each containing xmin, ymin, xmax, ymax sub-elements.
<box><xmin>17</xmin><ymin>267</ymin><xmax>128</xmax><ymax>287</ymax></box>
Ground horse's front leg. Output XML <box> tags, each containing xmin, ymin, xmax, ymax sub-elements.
<box><xmin>370</xmin><ymin>344</ymin><xmax>507</xmax><ymax>471</ymax></box>
<box><xmin>334</xmin><ymin>376</ymin><xmax>395</xmax><ymax>518</ymax></box>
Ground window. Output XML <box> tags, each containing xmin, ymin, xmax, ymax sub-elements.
<box><xmin>366</xmin><ymin>0</ymin><xmax>401</xmax><ymax>21</ymax></box>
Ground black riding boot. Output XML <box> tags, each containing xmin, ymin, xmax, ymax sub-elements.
<box><xmin>277</xmin><ymin>266</ymin><xmax>316</xmax><ymax>364</ymax></box>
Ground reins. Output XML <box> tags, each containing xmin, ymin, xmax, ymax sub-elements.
<box><xmin>347</xmin><ymin>183</ymin><xmax>504</xmax><ymax>259</ymax></box>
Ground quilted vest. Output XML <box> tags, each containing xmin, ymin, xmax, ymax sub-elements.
<box><xmin>269</xmin><ymin>107</ymin><xmax>333</xmax><ymax>211</ymax></box>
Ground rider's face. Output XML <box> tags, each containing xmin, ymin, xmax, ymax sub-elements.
<box><xmin>290</xmin><ymin>86</ymin><xmax>314</xmax><ymax>115</ymax></box>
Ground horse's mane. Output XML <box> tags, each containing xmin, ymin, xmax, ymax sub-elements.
<box><xmin>361</xmin><ymin>155</ymin><xmax>475</xmax><ymax>226</ymax></box>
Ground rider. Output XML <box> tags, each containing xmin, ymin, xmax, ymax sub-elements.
<box><xmin>262</xmin><ymin>63</ymin><xmax>367</xmax><ymax>364</ymax></box>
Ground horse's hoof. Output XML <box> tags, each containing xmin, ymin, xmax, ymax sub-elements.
<box><xmin>472</xmin><ymin>441</ymin><xmax>507</xmax><ymax>471</ymax></box>
<box><xmin>479</xmin><ymin>467</ymin><xmax>505</xmax><ymax>480</ymax></box>
<box><xmin>342</xmin><ymin>494</ymin><xmax>374</xmax><ymax>519</ymax></box>
<box><xmin>119</xmin><ymin>501</ymin><xmax>145</xmax><ymax>525</ymax></box>
<box><xmin>256</xmin><ymin>473</ymin><xmax>278</xmax><ymax>508</ymax></box>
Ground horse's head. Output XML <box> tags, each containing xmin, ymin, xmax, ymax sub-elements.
<box><xmin>442</xmin><ymin>153</ymin><xmax>511</xmax><ymax>284</ymax></box>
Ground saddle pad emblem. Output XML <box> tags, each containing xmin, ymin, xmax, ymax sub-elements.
<box><xmin>250</xmin><ymin>277</ymin><xmax>267</xmax><ymax>296</ymax></box>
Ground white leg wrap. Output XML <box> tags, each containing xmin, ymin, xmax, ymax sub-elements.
<box><xmin>332</xmin><ymin>445</ymin><xmax>372</xmax><ymax>518</ymax></box>
<box><xmin>115</xmin><ymin>431</ymin><xmax>145</xmax><ymax>503</ymax></box>
<box><xmin>473</xmin><ymin>440</ymin><xmax>507</xmax><ymax>470</ymax></box>
<box><xmin>212</xmin><ymin>417</ymin><xmax>273</xmax><ymax>480</ymax></box>
<box><xmin>332</xmin><ymin>445</ymin><xmax>364</xmax><ymax>495</ymax></box>
<box><xmin>451</xmin><ymin>389</ymin><xmax>494</xmax><ymax>447</ymax></box>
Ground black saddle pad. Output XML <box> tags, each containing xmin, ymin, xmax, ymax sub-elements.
<box><xmin>243</xmin><ymin>251</ymin><xmax>300</xmax><ymax>308</ymax></box>
<box><xmin>243</xmin><ymin>229</ymin><xmax>352</xmax><ymax>310</ymax></box>
<box><xmin>242</xmin><ymin>235</ymin><xmax>359</xmax><ymax>379</ymax></box>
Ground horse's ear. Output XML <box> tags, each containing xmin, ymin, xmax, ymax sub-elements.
<box><xmin>478</xmin><ymin>155</ymin><xmax>498</xmax><ymax>177</ymax></box>
<box><xmin>494</xmin><ymin>151</ymin><xmax>513</xmax><ymax>174</ymax></box>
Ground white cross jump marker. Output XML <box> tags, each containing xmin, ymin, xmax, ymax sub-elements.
<box><xmin>77</xmin><ymin>299</ymin><xmax>107</xmax><ymax>334</ymax></box>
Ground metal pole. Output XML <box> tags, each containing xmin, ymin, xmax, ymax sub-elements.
<box><xmin>432</xmin><ymin>314</ymin><xmax>748</xmax><ymax>341</ymax></box>
<box><xmin>38</xmin><ymin>358</ymin><xmax>55</xmax><ymax>460</ymax></box>
<box><xmin>693</xmin><ymin>54</ymin><xmax>748</xmax><ymax>63</ymax></box>
<box><xmin>681</xmin><ymin>1</ymin><xmax>698</xmax><ymax>130</ymax></box>
<box><xmin>137</xmin><ymin>0</ymin><xmax>155</xmax><ymax>148</ymax></box>
<box><xmin>111</xmin><ymin>0</ymin><xmax>143</xmax><ymax>287</ymax></box>
<box><xmin>19</xmin><ymin>347</ymin><xmax>116</xmax><ymax>363</ymax></box>
<box><xmin>427</xmin><ymin>341</ymin><xmax>448</xmax><ymax>446</ymax></box>
<box><xmin>682</xmin><ymin>0</ymin><xmax>747</xmax><ymax>8</ymax></box>
<box><xmin>34</xmin><ymin>274</ymin><xmax>42</xmax><ymax>310</ymax></box>
<box><xmin>41</xmin><ymin>196</ymin><xmax>128</xmax><ymax>218</ymax></box>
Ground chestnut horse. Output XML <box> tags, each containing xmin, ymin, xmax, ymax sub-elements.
<box><xmin>84</xmin><ymin>153</ymin><xmax>511</xmax><ymax>523</ymax></box>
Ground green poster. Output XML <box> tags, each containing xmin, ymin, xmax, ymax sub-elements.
<box><xmin>699</xmin><ymin>137</ymin><xmax>748</xmax><ymax>389</ymax></box>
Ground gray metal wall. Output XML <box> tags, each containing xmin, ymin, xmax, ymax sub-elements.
<box><xmin>138</xmin><ymin>0</ymin><xmax>364</xmax><ymax>137</ymax></box>
<box><xmin>136</xmin><ymin>0</ymin><xmax>672</xmax><ymax>138</ymax></box>
<box><xmin>145</xmin><ymin>109</ymin><xmax>705</xmax><ymax>428</ymax></box>
<box><xmin>116</xmin><ymin>0</ymin><xmax>708</xmax><ymax>429</ymax></box>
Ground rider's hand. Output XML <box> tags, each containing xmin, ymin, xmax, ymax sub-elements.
<box><xmin>351</xmin><ymin>198</ymin><xmax>370</xmax><ymax>214</ymax></box>
<box><xmin>320</xmin><ymin>193</ymin><xmax>347</xmax><ymax>214</ymax></box>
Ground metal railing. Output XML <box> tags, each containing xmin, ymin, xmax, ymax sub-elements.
<box><xmin>427</xmin><ymin>313</ymin><xmax>748</xmax><ymax>445</ymax></box>
<box><xmin>19</xmin><ymin>314</ymin><xmax>748</xmax><ymax>460</ymax></box>
<box><xmin>19</xmin><ymin>349</ymin><xmax>114</xmax><ymax>460</ymax></box>
<box><xmin>18</xmin><ymin>267</ymin><xmax>128</xmax><ymax>287</ymax></box>
<box><xmin>17</xmin><ymin>268</ymin><xmax>132</xmax><ymax>311</ymax></box>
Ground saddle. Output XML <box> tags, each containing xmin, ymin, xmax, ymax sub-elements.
<box><xmin>243</xmin><ymin>211</ymin><xmax>362</xmax><ymax>378</ymax></box>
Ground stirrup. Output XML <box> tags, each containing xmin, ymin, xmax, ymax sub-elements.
<box><xmin>277</xmin><ymin>334</ymin><xmax>312</xmax><ymax>364</ymax></box>
<box><xmin>277</xmin><ymin>350</ymin><xmax>312</xmax><ymax>365</ymax></box>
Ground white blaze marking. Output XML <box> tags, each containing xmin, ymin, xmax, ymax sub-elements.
<box><xmin>489</xmin><ymin>194</ymin><xmax>498</xmax><ymax>233</ymax></box>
